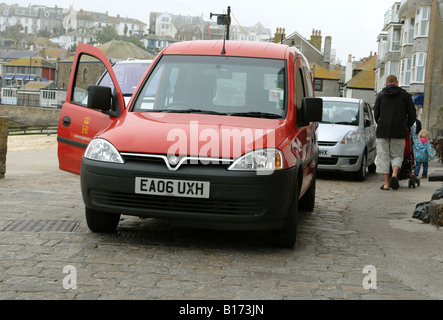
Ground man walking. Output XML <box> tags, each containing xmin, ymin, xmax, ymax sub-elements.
<box><xmin>374</xmin><ymin>75</ymin><xmax>416</xmax><ymax>190</ymax></box>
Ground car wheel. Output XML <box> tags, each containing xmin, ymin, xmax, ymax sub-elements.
<box><xmin>299</xmin><ymin>169</ymin><xmax>316</xmax><ymax>212</ymax></box>
<box><xmin>354</xmin><ymin>153</ymin><xmax>367</xmax><ymax>181</ymax></box>
<box><xmin>270</xmin><ymin>184</ymin><xmax>299</xmax><ymax>248</ymax></box>
<box><xmin>85</xmin><ymin>207</ymin><xmax>121</xmax><ymax>232</ymax></box>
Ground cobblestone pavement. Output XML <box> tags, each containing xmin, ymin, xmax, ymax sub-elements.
<box><xmin>1</xmin><ymin>137</ymin><xmax>442</xmax><ymax>300</ymax></box>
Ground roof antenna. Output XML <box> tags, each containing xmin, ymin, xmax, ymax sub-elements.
<box><xmin>210</xmin><ymin>6</ymin><xmax>231</xmax><ymax>55</ymax></box>
<box><xmin>221</xmin><ymin>28</ymin><xmax>226</xmax><ymax>55</ymax></box>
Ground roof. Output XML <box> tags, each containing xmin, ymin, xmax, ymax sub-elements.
<box><xmin>0</xmin><ymin>51</ymin><xmax>39</xmax><ymax>60</ymax></box>
<box><xmin>162</xmin><ymin>40</ymin><xmax>291</xmax><ymax>59</ymax></box>
<box><xmin>354</xmin><ymin>56</ymin><xmax>377</xmax><ymax>71</ymax></box>
<box><xmin>345</xmin><ymin>70</ymin><xmax>375</xmax><ymax>89</ymax></box>
<box><xmin>309</xmin><ymin>63</ymin><xmax>340</xmax><ymax>80</ymax></box>
<box><xmin>22</xmin><ymin>81</ymin><xmax>56</xmax><ymax>91</ymax></box>
<box><xmin>96</xmin><ymin>40</ymin><xmax>155</xmax><ymax>59</ymax></box>
<box><xmin>344</xmin><ymin>56</ymin><xmax>377</xmax><ymax>89</ymax></box>
<box><xmin>4</xmin><ymin>57</ymin><xmax>56</xmax><ymax>69</ymax></box>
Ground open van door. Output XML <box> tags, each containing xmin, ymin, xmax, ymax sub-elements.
<box><xmin>57</xmin><ymin>43</ymin><xmax>124</xmax><ymax>175</ymax></box>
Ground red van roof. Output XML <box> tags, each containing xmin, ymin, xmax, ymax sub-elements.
<box><xmin>162</xmin><ymin>40</ymin><xmax>290</xmax><ymax>60</ymax></box>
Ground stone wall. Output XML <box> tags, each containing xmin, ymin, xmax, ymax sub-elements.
<box><xmin>0</xmin><ymin>105</ymin><xmax>61</xmax><ymax>128</ymax></box>
<box><xmin>0</xmin><ymin>117</ymin><xmax>7</xmax><ymax>179</ymax></box>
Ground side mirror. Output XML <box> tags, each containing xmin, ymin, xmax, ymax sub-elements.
<box><xmin>86</xmin><ymin>85</ymin><xmax>121</xmax><ymax>117</ymax></box>
<box><xmin>87</xmin><ymin>85</ymin><xmax>112</xmax><ymax>111</ymax></box>
<box><xmin>298</xmin><ymin>97</ymin><xmax>323</xmax><ymax>127</ymax></box>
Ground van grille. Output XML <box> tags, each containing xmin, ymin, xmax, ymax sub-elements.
<box><xmin>90</xmin><ymin>190</ymin><xmax>265</xmax><ymax>216</ymax></box>
<box><xmin>121</xmin><ymin>153</ymin><xmax>233</xmax><ymax>171</ymax></box>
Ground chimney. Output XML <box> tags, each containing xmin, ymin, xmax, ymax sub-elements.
<box><xmin>323</xmin><ymin>36</ymin><xmax>332</xmax><ymax>70</ymax></box>
<box><xmin>345</xmin><ymin>54</ymin><xmax>354</xmax><ymax>83</ymax></box>
<box><xmin>310</xmin><ymin>29</ymin><xmax>322</xmax><ymax>51</ymax></box>
<box><xmin>274</xmin><ymin>27</ymin><xmax>286</xmax><ymax>44</ymax></box>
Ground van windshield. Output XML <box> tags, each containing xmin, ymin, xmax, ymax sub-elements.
<box><xmin>131</xmin><ymin>55</ymin><xmax>286</xmax><ymax>119</ymax></box>
<box><xmin>321</xmin><ymin>101</ymin><xmax>360</xmax><ymax>126</ymax></box>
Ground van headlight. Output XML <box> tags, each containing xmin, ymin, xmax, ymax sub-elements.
<box><xmin>84</xmin><ymin>139</ymin><xmax>124</xmax><ymax>163</ymax></box>
<box><xmin>341</xmin><ymin>129</ymin><xmax>361</xmax><ymax>144</ymax></box>
<box><xmin>228</xmin><ymin>149</ymin><xmax>284</xmax><ymax>171</ymax></box>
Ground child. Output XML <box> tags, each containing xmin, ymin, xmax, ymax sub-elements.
<box><xmin>413</xmin><ymin>129</ymin><xmax>435</xmax><ymax>178</ymax></box>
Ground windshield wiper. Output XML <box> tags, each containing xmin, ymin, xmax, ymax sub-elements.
<box><xmin>156</xmin><ymin>109</ymin><xmax>228</xmax><ymax>115</ymax></box>
<box><xmin>229</xmin><ymin>112</ymin><xmax>282</xmax><ymax>119</ymax></box>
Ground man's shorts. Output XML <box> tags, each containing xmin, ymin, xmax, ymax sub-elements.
<box><xmin>375</xmin><ymin>138</ymin><xmax>405</xmax><ymax>174</ymax></box>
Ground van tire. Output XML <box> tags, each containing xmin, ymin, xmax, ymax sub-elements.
<box><xmin>270</xmin><ymin>184</ymin><xmax>299</xmax><ymax>248</ymax></box>
<box><xmin>85</xmin><ymin>207</ymin><xmax>120</xmax><ymax>232</ymax></box>
<box><xmin>299</xmin><ymin>171</ymin><xmax>316</xmax><ymax>212</ymax></box>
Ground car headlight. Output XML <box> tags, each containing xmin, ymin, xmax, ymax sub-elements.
<box><xmin>228</xmin><ymin>149</ymin><xmax>284</xmax><ymax>171</ymax></box>
<box><xmin>84</xmin><ymin>138</ymin><xmax>124</xmax><ymax>163</ymax></box>
<box><xmin>341</xmin><ymin>129</ymin><xmax>362</xmax><ymax>144</ymax></box>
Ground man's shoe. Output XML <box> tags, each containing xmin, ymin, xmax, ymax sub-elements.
<box><xmin>390</xmin><ymin>176</ymin><xmax>399</xmax><ymax>190</ymax></box>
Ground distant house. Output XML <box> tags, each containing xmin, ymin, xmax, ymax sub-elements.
<box><xmin>281</xmin><ymin>29</ymin><xmax>326</xmax><ymax>66</ymax></box>
<box><xmin>50</xmin><ymin>31</ymin><xmax>97</xmax><ymax>50</ymax></box>
<box><xmin>142</xmin><ymin>34</ymin><xmax>177</xmax><ymax>52</ymax></box>
<box><xmin>149</xmin><ymin>12</ymin><xmax>271</xmax><ymax>43</ymax></box>
<box><xmin>17</xmin><ymin>81</ymin><xmax>57</xmax><ymax>107</ymax></box>
<box><xmin>343</xmin><ymin>56</ymin><xmax>377</xmax><ymax>105</ymax></box>
<box><xmin>2</xmin><ymin>56</ymin><xmax>56</xmax><ymax>87</ymax></box>
<box><xmin>309</xmin><ymin>62</ymin><xmax>341</xmax><ymax>97</ymax></box>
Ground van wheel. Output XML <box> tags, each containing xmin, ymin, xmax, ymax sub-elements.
<box><xmin>354</xmin><ymin>154</ymin><xmax>367</xmax><ymax>181</ymax></box>
<box><xmin>299</xmin><ymin>172</ymin><xmax>316</xmax><ymax>212</ymax></box>
<box><xmin>85</xmin><ymin>207</ymin><xmax>120</xmax><ymax>232</ymax></box>
<box><xmin>270</xmin><ymin>185</ymin><xmax>299</xmax><ymax>248</ymax></box>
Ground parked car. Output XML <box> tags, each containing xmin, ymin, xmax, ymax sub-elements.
<box><xmin>57</xmin><ymin>41</ymin><xmax>323</xmax><ymax>248</ymax></box>
<box><xmin>317</xmin><ymin>97</ymin><xmax>377</xmax><ymax>181</ymax></box>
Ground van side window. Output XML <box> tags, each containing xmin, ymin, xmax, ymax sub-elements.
<box><xmin>295</xmin><ymin>68</ymin><xmax>306</xmax><ymax>109</ymax></box>
<box><xmin>71</xmin><ymin>54</ymin><xmax>106</xmax><ymax>107</ymax></box>
<box><xmin>303</xmin><ymin>67</ymin><xmax>314</xmax><ymax>98</ymax></box>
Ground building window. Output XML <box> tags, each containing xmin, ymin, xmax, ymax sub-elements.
<box><xmin>400</xmin><ymin>58</ymin><xmax>412</xmax><ymax>86</ymax></box>
<box><xmin>415</xmin><ymin>7</ymin><xmax>430</xmax><ymax>38</ymax></box>
<box><xmin>43</xmin><ymin>90</ymin><xmax>55</xmax><ymax>100</ymax></box>
<box><xmin>412</xmin><ymin>52</ymin><xmax>426</xmax><ymax>83</ymax></box>
<box><xmin>389</xmin><ymin>26</ymin><xmax>401</xmax><ymax>51</ymax></box>
<box><xmin>403</xmin><ymin>18</ymin><xmax>415</xmax><ymax>45</ymax></box>
<box><xmin>83</xmin><ymin>68</ymin><xmax>88</xmax><ymax>82</ymax></box>
<box><xmin>314</xmin><ymin>79</ymin><xmax>323</xmax><ymax>91</ymax></box>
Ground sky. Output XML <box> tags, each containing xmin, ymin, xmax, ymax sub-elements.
<box><xmin>10</xmin><ymin>0</ymin><xmax>394</xmax><ymax>64</ymax></box>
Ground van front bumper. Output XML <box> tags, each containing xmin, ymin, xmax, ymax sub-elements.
<box><xmin>80</xmin><ymin>157</ymin><xmax>298</xmax><ymax>231</ymax></box>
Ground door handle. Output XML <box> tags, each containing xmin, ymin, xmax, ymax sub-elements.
<box><xmin>62</xmin><ymin>116</ymin><xmax>71</xmax><ymax>127</ymax></box>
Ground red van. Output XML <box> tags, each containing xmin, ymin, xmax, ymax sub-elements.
<box><xmin>57</xmin><ymin>41</ymin><xmax>322</xmax><ymax>247</ymax></box>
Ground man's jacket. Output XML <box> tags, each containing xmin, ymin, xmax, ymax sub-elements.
<box><xmin>374</xmin><ymin>84</ymin><xmax>417</xmax><ymax>139</ymax></box>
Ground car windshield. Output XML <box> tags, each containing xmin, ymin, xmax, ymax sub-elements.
<box><xmin>321</xmin><ymin>101</ymin><xmax>359</xmax><ymax>125</ymax></box>
<box><xmin>131</xmin><ymin>55</ymin><xmax>286</xmax><ymax>119</ymax></box>
<box><xmin>98</xmin><ymin>61</ymin><xmax>151</xmax><ymax>96</ymax></box>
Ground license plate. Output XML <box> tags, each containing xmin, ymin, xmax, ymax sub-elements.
<box><xmin>135</xmin><ymin>177</ymin><xmax>210</xmax><ymax>199</ymax></box>
<box><xmin>319</xmin><ymin>149</ymin><xmax>328</xmax><ymax>156</ymax></box>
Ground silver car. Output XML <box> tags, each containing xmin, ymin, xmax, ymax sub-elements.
<box><xmin>318</xmin><ymin>97</ymin><xmax>377</xmax><ymax>181</ymax></box>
